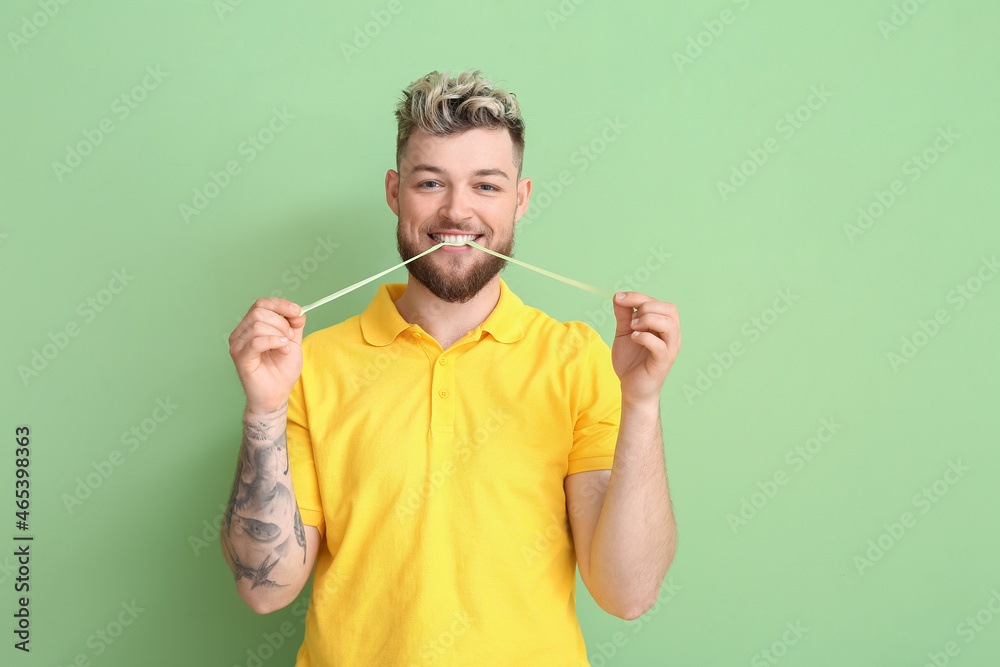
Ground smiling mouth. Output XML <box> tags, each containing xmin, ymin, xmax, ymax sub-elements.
<box><xmin>429</xmin><ymin>233</ymin><xmax>482</xmax><ymax>245</ymax></box>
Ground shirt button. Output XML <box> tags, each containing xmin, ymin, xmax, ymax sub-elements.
<box><xmin>438</xmin><ymin>358</ymin><xmax>448</xmax><ymax>366</ymax></box>
<box><xmin>413</xmin><ymin>332</ymin><xmax>421</xmax><ymax>338</ymax></box>
<box><xmin>438</xmin><ymin>389</ymin><xmax>449</xmax><ymax>398</ymax></box>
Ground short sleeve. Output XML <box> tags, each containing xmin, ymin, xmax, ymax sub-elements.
<box><xmin>287</xmin><ymin>362</ymin><xmax>326</xmax><ymax>538</ymax></box>
<box><xmin>567</xmin><ymin>327</ymin><xmax>622</xmax><ymax>475</ymax></box>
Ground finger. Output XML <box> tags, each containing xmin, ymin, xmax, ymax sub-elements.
<box><xmin>252</xmin><ymin>303</ymin><xmax>303</xmax><ymax>338</ymax></box>
<box><xmin>231</xmin><ymin>319</ymin><xmax>291</xmax><ymax>355</ymax></box>
<box><xmin>615</xmin><ymin>291</ymin><xmax>656</xmax><ymax>308</ymax></box>
<box><xmin>631</xmin><ymin>314</ymin><xmax>680</xmax><ymax>352</ymax></box>
<box><xmin>630</xmin><ymin>312</ymin><xmax>678</xmax><ymax>332</ymax></box>
<box><xmin>250</xmin><ymin>334</ymin><xmax>294</xmax><ymax>355</ymax></box>
<box><xmin>246</xmin><ymin>298</ymin><xmax>305</xmax><ymax>335</ymax></box>
<box><xmin>633</xmin><ymin>300</ymin><xmax>678</xmax><ymax>320</ymax></box>
<box><xmin>629</xmin><ymin>330</ymin><xmax>669</xmax><ymax>362</ymax></box>
<box><xmin>276</xmin><ymin>300</ymin><xmax>307</xmax><ymax>343</ymax></box>
<box><xmin>230</xmin><ymin>308</ymin><xmax>284</xmax><ymax>347</ymax></box>
<box><xmin>280</xmin><ymin>299</ymin><xmax>307</xmax><ymax>338</ymax></box>
<box><xmin>612</xmin><ymin>292</ymin><xmax>656</xmax><ymax>337</ymax></box>
<box><xmin>231</xmin><ymin>321</ymin><xmax>299</xmax><ymax>362</ymax></box>
<box><xmin>613</xmin><ymin>291</ymin><xmax>655</xmax><ymax>335</ymax></box>
<box><xmin>233</xmin><ymin>336</ymin><xmax>293</xmax><ymax>371</ymax></box>
<box><xmin>288</xmin><ymin>312</ymin><xmax>307</xmax><ymax>344</ymax></box>
<box><xmin>246</xmin><ymin>297</ymin><xmax>302</xmax><ymax>319</ymax></box>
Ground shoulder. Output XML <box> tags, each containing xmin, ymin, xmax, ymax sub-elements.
<box><xmin>300</xmin><ymin>314</ymin><xmax>363</xmax><ymax>361</ymax></box>
<box><xmin>518</xmin><ymin>302</ymin><xmax>606</xmax><ymax>362</ymax></box>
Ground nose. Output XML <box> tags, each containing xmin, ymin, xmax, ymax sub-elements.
<box><xmin>439</xmin><ymin>185</ymin><xmax>473</xmax><ymax>224</ymax></box>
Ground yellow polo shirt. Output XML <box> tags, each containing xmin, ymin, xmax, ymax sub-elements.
<box><xmin>286</xmin><ymin>277</ymin><xmax>622</xmax><ymax>666</ymax></box>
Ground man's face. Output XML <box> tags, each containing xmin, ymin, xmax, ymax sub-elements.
<box><xmin>386</xmin><ymin>127</ymin><xmax>532</xmax><ymax>303</ymax></box>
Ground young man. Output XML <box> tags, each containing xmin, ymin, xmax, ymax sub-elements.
<box><xmin>222</xmin><ymin>69</ymin><xmax>680</xmax><ymax>666</ymax></box>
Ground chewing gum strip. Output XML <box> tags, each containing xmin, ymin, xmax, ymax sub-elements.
<box><xmin>465</xmin><ymin>240</ymin><xmax>614</xmax><ymax>300</ymax></box>
<box><xmin>299</xmin><ymin>241</ymin><xmax>612</xmax><ymax>315</ymax></box>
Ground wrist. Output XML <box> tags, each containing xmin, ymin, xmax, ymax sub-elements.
<box><xmin>244</xmin><ymin>400</ymin><xmax>289</xmax><ymax>420</ymax></box>
<box><xmin>621</xmin><ymin>397</ymin><xmax>660</xmax><ymax>418</ymax></box>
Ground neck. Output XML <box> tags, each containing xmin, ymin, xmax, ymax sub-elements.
<box><xmin>394</xmin><ymin>275</ymin><xmax>502</xmax><ymax>349</ymax></box>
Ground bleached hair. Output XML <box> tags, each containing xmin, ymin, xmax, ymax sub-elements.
<box><xmin>394</xmin><ymin>69</ymin><xmax>525</xmax><ymax>177</ymax></box>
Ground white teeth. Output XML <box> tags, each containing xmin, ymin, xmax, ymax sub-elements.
<box><xmin>431</xmin><ymin>233</ymin><xmax>478</xmax><ymax>244</ymax></box>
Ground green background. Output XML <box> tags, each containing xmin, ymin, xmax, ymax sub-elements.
<box><xmin>2</xmin><ymin>0</ymin><xmax>998</xmax><ymax>665</ymax></box>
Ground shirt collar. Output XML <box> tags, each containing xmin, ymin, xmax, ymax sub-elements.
<box><xmin>360</xmin><ymin>278</ymin><xmax>525</xmax><ymax>347</ymax></box>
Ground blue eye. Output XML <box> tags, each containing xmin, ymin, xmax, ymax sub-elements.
<box><xmin>420</xmin><ymin>181</ymin><xmax>441</xmax><ymax>188</ymax></box>
<box><xmin>478</xmin><ymin>184</ymin><xmax>498</xmax><ymax>192</ymax></box>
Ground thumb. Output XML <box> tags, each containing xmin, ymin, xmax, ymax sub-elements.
<box><xmin>288</xmin><ymin>303</ymin><xmax>306</xmax><ymax>344</ymax></box>
<box><xmin>612</xmin><ymin>291</ymin><xmax>636</xmax><ymax>337</ymax></box>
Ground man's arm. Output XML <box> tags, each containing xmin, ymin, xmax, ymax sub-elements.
<box><xmin>220</xmin><ymin>404</ymin><xmax>321</xmax><ymax>614</ymax></box>
<box><xmin>566</xmin><ymin>400</ymin><xmax>676</xmax><ymax>621</ymax></box>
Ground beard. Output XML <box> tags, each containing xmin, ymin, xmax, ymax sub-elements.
<box><xmin>395</xmin><ymin>219</ymin><xmax>515</xmax><ymax>303</ymax></box>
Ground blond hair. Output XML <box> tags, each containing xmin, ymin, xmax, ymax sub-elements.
<box><xmin>394</xmin><ymin>69</ymin><xmax>525</xmax><ymax>177</ymax></box>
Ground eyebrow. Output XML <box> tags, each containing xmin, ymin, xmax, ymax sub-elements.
<box><xmin>409</xmin><ymin>164</ymin><xmax>510</xmax><ymax>181</ymax></box>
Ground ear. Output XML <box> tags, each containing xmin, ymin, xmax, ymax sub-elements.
<box><xmin>514</xmin><ymin>176</ymin><xmax>532</xmax><ymax>223</ymax></box>
<box><xmin>385</xmin><ymin>169</ymin><xmax>400</xmax><ymax>216</ymax></box>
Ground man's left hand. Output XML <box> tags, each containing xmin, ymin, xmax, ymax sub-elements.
<box><xmin>611</xmin><ymin>291</ymin><xmax>681</xmax><ymax>405</ymax></box>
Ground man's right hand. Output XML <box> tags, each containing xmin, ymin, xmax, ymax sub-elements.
<box><xmin>228</xmin><ymin>298</ymin><xmax>307</xmax><ymax>414</ymax></box>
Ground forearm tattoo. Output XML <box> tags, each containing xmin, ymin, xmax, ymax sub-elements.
<box><xmin>222</xmin><ymin>413</ymin><xmax>309</xmax><ymax>591</ymax></box>
<box><xmin>223</xmin><ymin>540</ymin><xmax>288</xmax><ymax>590</ymax></box>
